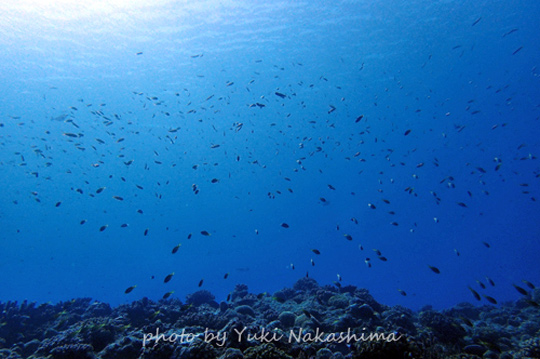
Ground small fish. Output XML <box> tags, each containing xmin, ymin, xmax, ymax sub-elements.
<box><xmin>302</xmin><ymin>309</ymin><xmax>312</xmax><ymax>318</ymax></box>
<box><xmin>201</xmin><ymin>230</ymin><xmax>211</xmax><ymax>236</ymax></box>
<box><xmin>368</xmin><ymin>203</ymin><xmax>376</xmax><ymax>209</ymax></box>
<box><xmin>398</xmin><ymin>289</ymin><xmax>407</xmax><ymax>296</ymax></box>
<box><xmin>483</xmin><ymin>295</ymin><xmax>497</xmax><ymax>305</ymax></box>
<box><xmin>482</xmin><ymin>241</ymin><xmax>491</xmax><ymax>248</ymax></box>
<box><xmin>344</xmin><ymin>234</ymin><xmax>353</xmax><ymax>241</ymax></box>
<box><xmin>355</xmin><ymin>115</ymin><xmax>364</xmax><ymax>123</ymax></box>
<box><xmin>502</xmin><ymin>28</ymin><xmax>519</xmax><ymax>37</ymax></box>
<box><xmin>428</xmin><ymin>265</ymin><xmax>440</xmax><ymax>274</ymax></box>
<box><xmin>457</xmin><ymin>202</ymin><xmax>467</xmax><ymax>208</ymax></box>
<box><xmin>404</xmin><ymin>129</ymin><xmax>412</xmax><ymax>136</ymax></box>
<box><xmin>144</xmin><ymin>228</ymin><xmax>149</xmax><ymax>236</ymax></box>
<box><xmin>172</xmin><ymin>244</ymin><xmax>181</xmax><ymax>254</ymax></box>
<box><xmin>99</xmin><ymin>225</ymin><xmax>108</xmax><ymax>232</ymax></box>
<box><xmin>512</xmin><ymin>46</ymin><xmax>523</xmax><ymax>55</ymax></box>
<box><xmin>476</xmin><ymin>280</ymin><xmax>486</xmax><ymax>289</ymax></box>
<box><xmin>327</xmin><ymin>105</ymin><xmax>336</xmax><ymax>114</ymax></box>
<box><xmin>337</xmin><ymin>274</ymin><xmax>342</xmax><ymax>281</ymax></box>
<box><xmin>179</xmin><ymin>304</ymin><xmax>193</xmax><ymax>313</ymax></box>
<box><xmin>460</xmin><ymin>316</ymin><xmax>473</xmax><ymax>327</ymax></box>
<box><xmin>55</xmin><ymin>202</ymin><xmax>62</xmax><ymax>207</ymax></box>
<box><xmin>486</xmin><ymin>277</ymin><xmax>495</xmax><ymax>287</ymax></box>
<box><xmin>96</xmin><ymin>187</ymin><xmax>106</xmax><ymax>194</ymax></box>
<box><xmin>468</xmin><ymin>286</ymin><xmax>481</xmax><ymax>301</ymax></box>
<box><xmin>162</xmin><ymin>291</ymin><xmax>174</xmax><ymax>299</ymax></box>
<box><xmin>472</xmin><ymin>17</ymin><xmax>482</xmax><ymax>26</ymax></box>
<box><xmin>311</xmin><ymin>249</ymin><xmax>321</xmax><ymax>255</ymax></box>
<box><xmin>281</xmin><ymin>223</ymin><xmax>290</xmax><ymax>228</ymax></box>
<box><xmin>80</xmin><ymin>219</ymin><xmax>87</xmax><ymax>225</ymax></box>
<box><xmin>198</xmin><ymin>279</ymin><xmax>204</xmax><ymax>287</ymax></box>
<box><xmin>125</xmin><ymin>285</ymin><xmax>136</xmax><ymax>294</ymax></box>
<box><xmin>290</xmin><ymin>263</ymin><xmax>295</xmax><ymax>270</ymax></box>
<box><xmin>311</xmin><ymin>258</ymin><xmax>315</xmax><ymax>266</ymax></box>
<box><xmin>224</xmin><ymin>273</ymin><xmax>229</xmax><ymax>279</ymax></box>
<box><xmin>275</xmin><ymin>92</ymin><xmax>286</xmax><ymax>98</ymax></box>
<box><xmin>164</xmin><ymin>272</ymin><xmax>174</xmax><ymax>283</ymax></box>
<box><xmin>328</xmin><ymin>184</ymin><xmax>336</xmax><ymax>190</ymax></box>
<box><xmin>513</xmin><ymin>284</ymin><xmax>528</xmax><ymax>296</ymax></box>
<box><xmin>112</xmin><ymin>196</ymin><xmax>123</xmax><ymax>201</ymax></box>
<box><xmin>522</xmin><ymin>280</ymin><xmax>535</xmax><ymax>289</ymax></box>
<box><xmin>211</xmin><ymin>178</ymin><xmax>219</xmax><ymax>183</ymax></box>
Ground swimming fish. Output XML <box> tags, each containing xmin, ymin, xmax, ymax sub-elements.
<box><xmin>164</xmin><ymin>272</ymin><xmax>174</xmax><ymax>283</ymax></box>
<box><xmin>172</xmin><ymin>244</ymin><xmax>181</xmax><ymax>254</ymax></box>
<box><xmin>125</xmin><ymin>285</ymin><xmax>136</xmax><ymax>294</ymax></box>
<box><xmin>483</xmin><ymin>295</ymin><xmax>498</xmax><ymax>305</ymax></box>
<box><xmin>468</xmin><ymin>286</ymin><xmax>481</xmax><ymax>301</ymax></box>
<box><xmin>476</xmin><ymin>280</ymin><xmax>486</xmax><ymax>289</ymax></box>
<box><xmin>512</xmin><ymin>284</ymin><xmax>528</xmax><ymax>296</ymax></box>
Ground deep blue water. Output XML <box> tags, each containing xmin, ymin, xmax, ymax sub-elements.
<box><xmin>1</xmin><ymin>0</ymin><xmax>539</xmax><ymax>311</ymax></box>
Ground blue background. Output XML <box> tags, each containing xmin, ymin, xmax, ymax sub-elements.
<box><xmin>1</xmin><ymin>0</ymin><xmax>539</xmax><ymax>310</ymax></box>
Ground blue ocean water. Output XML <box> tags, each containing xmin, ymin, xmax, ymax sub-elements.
<box><xmin>0</xmin><ymin>0</ymin><xmax>539</xmax><ymax>312</ymax></box>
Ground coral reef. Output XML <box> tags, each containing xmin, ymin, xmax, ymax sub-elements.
<box><xmin>0</xmin><ymin>279</ymin><xmax>538</xmax><ymax>358</ymax></box>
